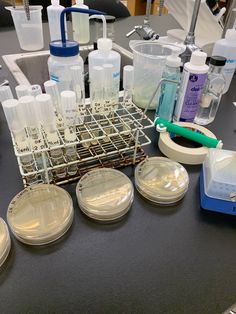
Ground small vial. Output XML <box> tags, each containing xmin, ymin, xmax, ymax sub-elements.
<box><xmin>61</xmin><ymin>91</ymin><xmax>78</xmax><ymax>176</ymax></box>
<box><xmin>36</xmin><ymin>94</ymin><xmax>66</xmax><ymax>179</ymax></box>
<box><xmin>19</xmin><ymin>95</ymin><xmax>52</xmax><ymax>183</ymax></box>
<box><xmin>2</xmin><ymin>99</ymin><xmax>38</xmax><ymax>185</ymax></box>
<box><xmin>194</xmin><ymin>56</ymin><xmax>226</xmax><ymax>125</ymax></box>
<box><xmin>123</xmin><ymin>65</ymin><xmax>134</xmax><ymax>108</ymax></box>
<box><xmin>70</xmin><ymin>65</ymin><xmax>86</xmax><ymax>125</ymax></box>
<box><xmin>28</xmin><ymin>84</ymin><xmax>42</xmax><ymax>97</ymax></box>
<box><xmin>15</xmin><ymin>85</ymin><xmax>29</xmax><ymax>99</ymax></box>
<box><xmin>0</xmin><ymin>86</ymin><xmax>13</xmax><ymax>103</ymax></box>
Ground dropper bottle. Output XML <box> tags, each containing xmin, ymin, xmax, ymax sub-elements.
<box><xmin>61</xmin><ymin>91</ymin><xmax>78</xmax><ymax>176</ymax></box>
<box><xmin>2</xmin><ymin>99</ymin><xmax>38</xmax><ymax>185</ymax></box>
<box><xmin>36</xmin><ymin>94</ymin><xmax>66</xmax><ymax>179</ymax></box>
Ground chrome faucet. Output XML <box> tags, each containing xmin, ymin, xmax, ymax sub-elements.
<box><xmin>126</xmin><ymin>0</ymin><xmax>160</xmax><ymax>40</ymax></box>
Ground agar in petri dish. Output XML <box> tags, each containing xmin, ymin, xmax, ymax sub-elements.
<box><xmin>76</xmin><ymin>168</ymin><xmax>134</xmax><ymax>222</ymax></box>
<box><xmin>135</xmin><ymin>157</ymin><xmax>189</xmax><ymax>205</ymax></box>
<box><xmin>0</xmin><ymin>218</ymin><xmax>11</xmax><ymax>267</ymax></box>
<box><xmin>7</xmin><ymin>184</ymin><xmax>74</xmax><ymax>245</ymax></box>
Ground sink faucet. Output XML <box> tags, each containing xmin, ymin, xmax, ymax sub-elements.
<box><xmin>126</xmin><ymin>0</ymin><xmax>160</xmax><ymax>40</ymax></box>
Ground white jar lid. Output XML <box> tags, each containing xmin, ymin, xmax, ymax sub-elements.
<box><xmin>76</xmin><ymin>168</ymin><xmax>134</xmax><ymax>222</ymax></box>
<box><xmin>7</xmin><ymin>184</ymin><xmax>74</xmax><ymax>245</ymax></box>
<box><xmin>135</xmin><ymin>157</ymin><xmax>189</xmax><ymax>205</ymax></box>
<box><xmin>0</xmin><ymin>218</ymin><xmax>11</xmax><ymax>267</ymax></box>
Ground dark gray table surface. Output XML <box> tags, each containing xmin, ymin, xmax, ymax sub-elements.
<box><xmin>0</xmin><ymin>15</ymin><xmax>236</xmax><ymax>314</ymax></box>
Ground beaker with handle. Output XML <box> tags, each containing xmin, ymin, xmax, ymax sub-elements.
<box><xmin>130</xmin><ymin>41</ymin><xmax>172</xmax><ymax>110</ymax></box>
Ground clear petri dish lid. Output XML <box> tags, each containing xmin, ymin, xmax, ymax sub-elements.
<box><xmin>0</xmin><ymin>218</ymin><xmax>11</xmax><ymax>267</ymax></box>
<box><xmin>76</xmin><ymin>168</ymin><xmax>134</xmax><ymax>222</ymax></box>
<box><xmin>135</xmin><ymin>157</ymin><xmax>189</xmax><ymax>204</ymax></box>
<box><xmin>7</xmin><ymin>184</ymin><xmax>74</xmax><ymax>246</ymax></box>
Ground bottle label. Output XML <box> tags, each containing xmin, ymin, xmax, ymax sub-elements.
<box><xmin>179</xmin><ymin>72</ymin><xmax>207</xmax><ymax>122</ymax></box>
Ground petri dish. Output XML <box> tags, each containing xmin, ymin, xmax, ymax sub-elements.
<box><xmin>135</xmin><ymin>157</ymin><xmax>189</xmax><ymax>205</ymax></box>
<box><xmin>0</xmin><ymin>218</ymin><xmax>11</xmax><ymax>267</ymax></box>
<box><xmin>76</xmin><ymin>168</ymin><xmax>134</xmax><ymax>222</ymax></box>
<box><xmin>7</xmin><ymin>184</ymin><xmax>74</xmax><ymax>246</ymax></box>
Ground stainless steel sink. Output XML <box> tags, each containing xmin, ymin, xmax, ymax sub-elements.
<box><xmin>2</xmin><ymin>43</ymin><xmax>133</xmax><ymax>95</ymax></box>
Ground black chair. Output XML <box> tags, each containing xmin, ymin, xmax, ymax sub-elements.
<box><xmin>84</xmin><ymin>0</ymin><xmax>130</xmax><ymax>18</ymax></box>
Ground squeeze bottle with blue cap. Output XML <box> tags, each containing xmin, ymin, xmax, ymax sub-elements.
<box><xmin>88</xmin><ymin>15</ymin><xmax>121</xmax><ymax>102</ymax></box>
<box><xmin>174</xmin><ymin>51</ymin><xmax>208</xmax><ymax>122</ymax></box>
<box><xmin>72</xmin><ymin>0</ymin><xmax>90</xmax><ymax>44</ymax></box>
<box><xmin>48</xmin><ymin>7</ymin><xmax>104</xmax><ymax>93</ymax></box>
<box><xmin>47</xmin><ymin>0</ymin><xmax>67</xmax><ymax>41</ymax></box>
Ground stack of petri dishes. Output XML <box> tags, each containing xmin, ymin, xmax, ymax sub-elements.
<box><xmin>7</xmin><ymin>184</ymin><xmax>74</xmax><ymax>245</ymax></box>
<box><xmin>135</xmin><ymin>157</ymin><xmax>189</xmax><ymax>205</ymax></box>
<box><xmin>0</xmin><ymin>218</ymin><xmax>11</xmax><ymax>267</ymax></box>
<box><xmin>76</xmin><ymin>168</ymin><xmax>134</xmax><ymax>222</ymax></box>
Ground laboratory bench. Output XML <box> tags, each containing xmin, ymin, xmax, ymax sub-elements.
<box><xmin>0</xmin><ymin>15</ymin><xmax>236</xmax><ymax>314</ymax></box>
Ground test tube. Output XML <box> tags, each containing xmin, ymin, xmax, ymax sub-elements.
<box><xmin>0</xmin><ymin>86</ymin><xmax>13</xmax><ymax>103</ymax></box>
<box><xmin>70</xmin><ymin>65</ymin><xmax>86</xmax><ymax>125</ymax></box>
<box><xmin>123</xmin><ymin>65</ymin><xmax>134</xmax><ymax>107</ymax></box>
<box><xmin>36</xmin><ymin>94</ymin><xmax>66</xmax><ymax>179</ymax></box>
<box><xmin>19</xmin><ymin>95</ymin><xmax>52</xmax><ymax>183</ymax></box>
<box><xmin>103</xmin><ymin>63</ymin><xmax>115</xmax><ymax>115</ymax></box>
<box><xmin>2</xmin><ymin>99</ymin><xmax>38</xmax><ymax>184</ymax></box>
<box><xmin>28</xmin><ymin>84</ymin><xmax>42</xmax><ymax>97</ymax></box>
<box><xmin>61</xmin><ymin>91</ymin><xmax>78</xmax><ymax>176</ymax></box>
<box><xmin>44</xmin><ymin>80</ymin><xmax>64</xmax><ymax>130</ymax></box>
<box><xmin>15</xmin><ymin>85</ymin><xmax>29</xmax><ymax>99</ymax></box>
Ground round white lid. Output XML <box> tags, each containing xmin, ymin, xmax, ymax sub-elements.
<box><xmin>7</xmin><ymin>184</ymin><xmax>74</xmax><ymax>246</ymax></box>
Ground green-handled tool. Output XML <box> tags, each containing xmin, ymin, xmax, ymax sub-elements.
<box><xmin>154</xmin><ymin>117</ymin><xmax>223</xmax><ymax>149</ymax></box>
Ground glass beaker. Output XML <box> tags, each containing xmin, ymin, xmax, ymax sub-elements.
<box><xmin>130</xmin><ymin>41</ymin><xmax>172</xmax><ymax>110</ymax></box>
<box><xmin>6</xmin><ymin>6</ymin><xmax>44</xmax><ymax>51</ymax></box>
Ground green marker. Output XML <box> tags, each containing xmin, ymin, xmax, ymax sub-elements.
<box><xmin>154</xmin><ymin>117</ymin><xmax>223</xmax><ymax>149</ymax></box>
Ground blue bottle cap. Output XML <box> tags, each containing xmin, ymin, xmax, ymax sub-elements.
<box><xmin>49</xmin><ymin>40</ymin><xmax>79</xmax><ymax>57</ymax></box>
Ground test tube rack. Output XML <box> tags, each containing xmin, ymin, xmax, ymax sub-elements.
<box><xmin>11</xmin><ymin>100</ymin><xmax>154</xmax><ymax>187</ymax></box>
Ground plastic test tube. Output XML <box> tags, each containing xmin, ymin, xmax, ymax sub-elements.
<box><xmin>61</xmin><ymin>91</ymin><xmax>78</xmax><ymax>175</ymax></box>
<box><xmin>0</xmin><ymin>86</ymin><xmax>13</xmax><ymax>103</ymax></box>
<box><xmin>123</xmin><ymin>65</ymin><xmax>134</xmax><ymax>106</ymax></box>
<box><xmin>28</xmin><ymin>84</ymin><xmax>42</xmax><ymax>97</ymax></box>
<box><xmin>90</xmin><ymin>66</ymin><xmax>104</xmax><ymax>114</ymax></box>
<box><xmin>103</xmin><ymin>63</ymin><xmax>115</xmax><ymax>115</ymax></box>
<box><xmin>2</xmin><ymin>98</ymin><xmax>38</xmax><ymax>184</ymax></box>
<box><xmin>44</xmin><ymin>80</ymin><xmax>64</xmax><ymax>129</ymax></box>
<box><xmin>19</xmin><ymin>95</ymin><xmax>51</xmax><ymax>183</ymax></box>
<box><xmin>15</xmin><ymin>85</ymin><xmax>30</xmax><ymax>99</ymax></box>
<box><xmin>36</xmin><ymin>94</ymin><xmax>66</xmax><ymax>179</ymax></box>
<box><xmin>70</xmin><ymin>65</ymin><xmax>86</xmax><ymax>125</ymax></box>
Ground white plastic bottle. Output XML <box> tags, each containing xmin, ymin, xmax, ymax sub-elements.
<box><xmin>72</xmin><ymin>0</ymin><xmax>90</xmax><ymax>44</ymax></box>
<box><xmin>88</xmin><ymin>15</ymin><xmax>121</xmax><ymax>102</ymax></box>
<box><xmin>212</xmin><ymin>29</ymin><xmax>236</xmax><ymax>94</ymax></box>
<box><xmin>174</xmin><ymin>51</ymin><xmax>209</xmax><ymax>122</ymax></box>
<box><xmin>48</xmin><ymin>41</ymin><xmax>84</xmax><ymax>92</ymax></box>
<box><xmin>47</xmin><ymin>0</ymin><xmax>67</xmax><ymax>41</ymax></box>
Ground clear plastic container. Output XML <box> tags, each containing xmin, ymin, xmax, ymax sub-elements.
<box><xmin>0</xmin><ymin>218</ymin><xmax>11</xmax><ymax>267</ymax></box>
<box><xmin>129</xmin><ymin>41</ymin><xmax>172</xmax><ymax>110</ymax></box>
<box><xmin>135</xmin><ymin>157</ymin><xmax>189</xmax><ymax>205</ymax></box>
<box><xmin>76</xmin><ymin>168</ymin><xmax>134</xmax><ymax>222</ymax></box>
<box><xmin>7</xmin><ymin>184</ymin><xmax>74</xmax><ymax>245</ymax></box>
<box><xmin>203</xmin><ymin>149</ymin><xmax>236</xmax><ymax>202</ymax></box>
<box><xmin>6</xmin><ymin>6</ymin><xmax>44</xmax><ymax>51</ymax></box>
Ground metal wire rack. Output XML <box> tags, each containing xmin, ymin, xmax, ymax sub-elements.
<box><xmin>11</xmin><ymin>100</ymin><xmax>154</xmax><ymax>187</ymax></box>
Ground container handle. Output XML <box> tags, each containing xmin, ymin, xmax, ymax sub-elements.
<box><xmin>60</xmin><ymin>7</ymin><xmax>106</xmax><ymax>44</ymax></box>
